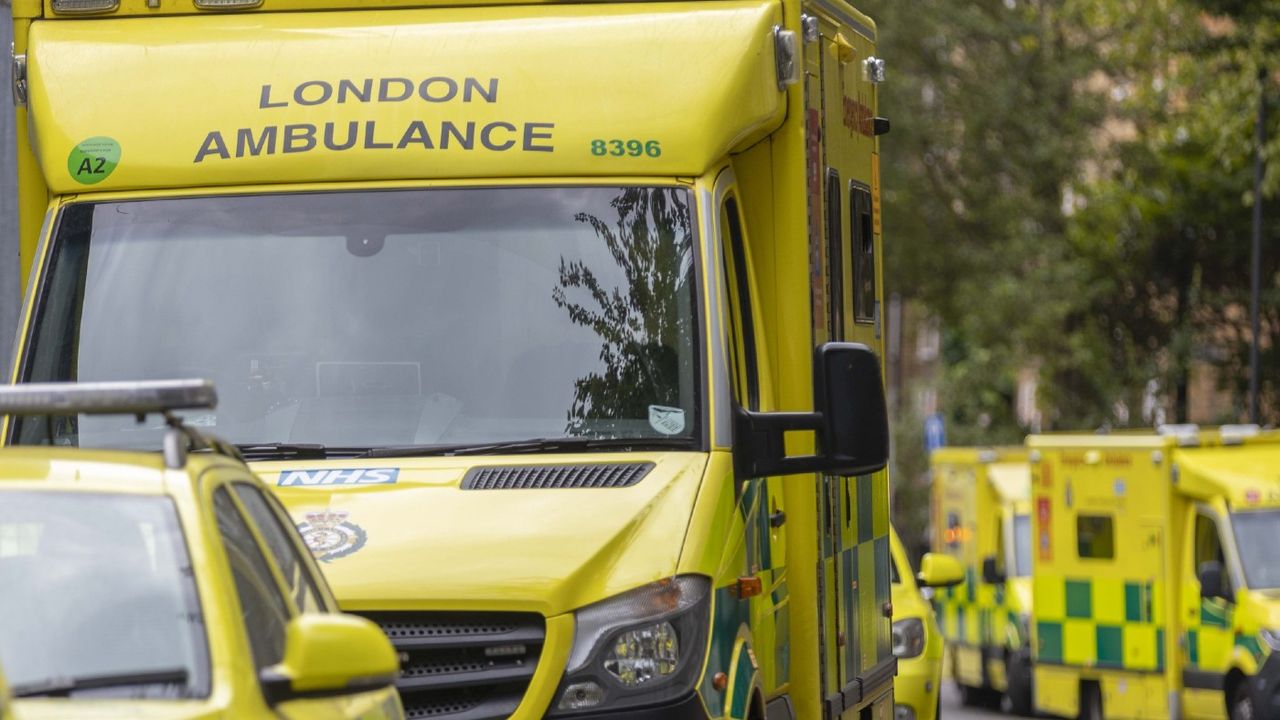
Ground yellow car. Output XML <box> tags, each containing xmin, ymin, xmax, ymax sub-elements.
<box><xmin>891</xmin><ymin>526</ymin><xmax>963</xmax><ymax>720</ymax></box>
<box><xmin>0</xmin><ymin>380</ymin><xmax>404</xmax><ymax>720</ymax></box>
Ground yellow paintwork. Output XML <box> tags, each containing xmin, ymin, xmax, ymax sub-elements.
<box><xmin>9</xmin><ymin>0</ymin><xmax>893</xmax><ymax>715</ymax></box>
<box><xmin>25</xmin><ymin>3</ymin><xmax>783</xmax><ymax>195</ymax></box>
<box><xmin>268</xmin><ymin>452</ymin><xmax>711</xmax><ymax>614</ymax></box>
<box><xmin>0</xmin><ymin>447</ymin><xmax>402</xmax><ymax>720</ymax></box>
<box><xmin>1028</xmin><ymin>429</ymin><xmax>1280</xmax><ymax>719</ymax></box>
<box><xmin>929</xmin><ymin>447</ymin><xmax>1033</xmax><ymax>705</ymax></box>
<box><xmin>273</xmin><ymin>615</ymin><xmax>398</xmax><ymax>693</ymax></box>
<box><xmin>890</xmin><ymin>528</ymin><xmax>944</xmax><ymax>720</ymax></box>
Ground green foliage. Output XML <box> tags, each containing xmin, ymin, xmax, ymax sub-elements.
<box><xmin>864</xmin><ymin>0</ymin><xmax>1280</xmax><ymax>436</ymax></box>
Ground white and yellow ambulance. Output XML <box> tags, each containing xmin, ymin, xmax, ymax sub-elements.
<box><xmin>6</xmin><ymin>0</ymin><xmax>896</xmax><ymax>718</ymax></box>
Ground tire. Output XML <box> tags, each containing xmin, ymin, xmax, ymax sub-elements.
<box><xmin>1230</xmin><ymin>680</ymin><xmax>1257</xmax><ymax>720</ymax></box>
<box><xmin>1078</xmin><ymin>683</ymin><xmax>1103</xmax><ymax>720</ymax></box>
<box><xmin>1005</xmin><ymin>652</ymin><xmax>1034</xmax><ymax>716</ymax></box>
<box><xmin>959</xmin><ymin>684</ymin><xmax>1000</xmax><ymax>709</ymax></box>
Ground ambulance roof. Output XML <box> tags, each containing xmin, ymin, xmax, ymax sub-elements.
<box><xmin>1175</xmin><ymin>433</ymin><xmax>1280</xmax><ymax>510</ymax></box>
<box><xmin>988</xmin><ymin>462</ymin><xmax>1030</xmax><ymax>503</ymax></box>
<box><xmin>27</xmin><ymin>1</ymin><xmax>787</xmax><ymax>193</ymax></box>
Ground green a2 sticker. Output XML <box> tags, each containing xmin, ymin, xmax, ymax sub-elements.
<box><xmin>67</xmin><ymin>137</ymin><xmax>121</xmax><ymax>185</ymax></box>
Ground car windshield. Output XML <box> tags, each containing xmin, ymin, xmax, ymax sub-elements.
<box><xmin>14</xmin><ymin>187</ymin><xmax>701</xmax><ymax>451</ymax></box>
<box><xmin>1012</xmin><ymin>513</ymin><xmax>1032</xmax><ymax>577</ymax></box>
<box><xmin>1231</xmin><ymin>509</ymin><xmax>1280</xmax><ymax>590</ymax></box>
<box><xmin>0</xmin><ymin>492</ymin><xmax>208</xmax><ymax>698</ymax></box>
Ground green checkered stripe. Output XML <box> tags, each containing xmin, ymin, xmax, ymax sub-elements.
<box><xmin>1033</xmin><ymin>575</ymin><xmax>1165</xmax><ymax>672</ymax></box>
<box><xmin>1185</xmin><ymin>598</ymin><xmax>1273</xmax><ymax>671</ymax></box>
<box><xmin>932</xmin><ymin>571</ymin><xmax>1013</xmax><ymax>650</ymax></box>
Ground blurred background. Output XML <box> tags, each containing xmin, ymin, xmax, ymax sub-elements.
<box><xmin>856</xmin><ymin>0</ymin><xmax>1279</xmax><ymax>559</ymax></box>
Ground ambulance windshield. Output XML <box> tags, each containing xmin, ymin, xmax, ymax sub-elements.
<box><xmin>1232</xmin><ymin>509</ymin><xmax>1280</xmax><ymax>589</ymax></box>
<box><xmin>13</xmin><ymin>187</ymin><xmax>701</xmax><ymax>453</ymax></box>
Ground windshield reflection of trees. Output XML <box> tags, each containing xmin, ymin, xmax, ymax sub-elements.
<box><xmin>553</xmin><ymin>188</ymin><xmax>693</xmax><ymax>436</ymax></box>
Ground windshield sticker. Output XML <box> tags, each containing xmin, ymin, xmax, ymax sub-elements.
<box><xmin>296</xmin><ymin>510</ymin><xmax>367</xmax><ymax>562</ymax></box>
<box><xmin>278</xmin><ymin>468</ymin><xmax>399</xmax><ymax>487</ymax></box>
<box><xmin>67</xmin><ymin>136</ymin><xmax>121</xmax><ymax>185</ymax></box>
<box><xmin>193</xmin><ymin>76</ymin><xmax>556</xmax><ymax>163</ymax></box>
<box><xmin>648</xmin><ymin>405</ymin><xmax>686</xmax><ymax>436</ymax></box>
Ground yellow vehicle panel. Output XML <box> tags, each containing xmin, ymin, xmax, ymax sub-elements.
<box><xmin>267</xmin><ymin>452</ymin><xmax>709</xmax><ymax>614</ymax></box>
<box><xmin>24</xmin><ymin>2</ymin><xmax>784</xmax><ymax>195</ymax></box>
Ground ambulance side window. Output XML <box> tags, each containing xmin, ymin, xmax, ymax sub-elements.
<box><xmin>721</xmin><ymin>197</ymin><xmax>759</xmax><ymax>410</ymax></box>
<box><xmin>826</xmin><ymin>169</ymin><xmax>845</xmax><ymax>338</ymax></box>
<box><xmin>1076</xmin><ymin>514</ymin><xmax>1115</xmax><ymax>560</ymax></box>
<box><xmin>1193</xmin><ymin>512</ymin><xmax>1228</xmax><ymax>590</ymax></box>
<box><xmin>850</xmin><ymin>184</ymin><xmax>875</xmax><ymax>322</ymax></box>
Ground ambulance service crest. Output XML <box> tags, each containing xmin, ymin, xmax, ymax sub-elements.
<box><xmin>297</xmin><ymin>510</ymin><xmax>367</xmax><ymax>562</ymax></box>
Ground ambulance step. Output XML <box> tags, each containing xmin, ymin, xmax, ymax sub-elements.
<box><xmin>358</xmin><ymin>611</ymin><xmax>545</xmax><ymax>720</ymax></box>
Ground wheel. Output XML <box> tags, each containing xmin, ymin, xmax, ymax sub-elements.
<box><xmin>1230</xmin><ymin>680</ymin><xmax>1257</xmax><ymax>720</ymax></box>
<box><xmin>958</xmin><ymin>683</ymin><xmax>983</xmax><ymax>707</ymax></box>
<box><xmin>959</xmin><ymin>684</ymin><xmax>1000</xmax><ymax>709</ymax></box>
<box><xmin>1005</xmin><ymin>652</ymin><xmax>1034</xmax><ymax>716</ymax></box>
<box><xmin>1078</xmin><ymin>683</ymin><xmax>1103</xmax><ymax>720</ymax></box>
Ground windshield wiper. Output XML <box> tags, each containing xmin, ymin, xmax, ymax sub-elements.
<box><xmin>358</xmin><ymin>436</ymin><xmax>695</xmax><ymax>459</ymax></box>
<box><xmin>13</xmin><ymin>668</ymin><xmax>189</xmax><ymax>698</ymax></box>
<box><xmin>235</xmin><ymin>443</ymin><xmax>371</xmax><ymax>461</ymax></box>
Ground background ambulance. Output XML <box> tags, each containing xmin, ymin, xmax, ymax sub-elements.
<box><xmin>930</xmin><ymin>447</ymin><xmax>1035</xmax><ymax>713</ymax></box>
<box><xmin>1029</xmin><ymin>427</ymin><xmax>1280</xmax><ymax>720</ymax></box>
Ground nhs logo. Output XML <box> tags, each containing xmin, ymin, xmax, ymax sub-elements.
<box><xmin>278</xmin><ymin>468</ymin><xmax>399</xmax><ymax>487</ymax></box>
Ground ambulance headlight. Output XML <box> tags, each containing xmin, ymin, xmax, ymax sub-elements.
<box><xmin>893</xmin><ymin>618</ymin><xmax>926</xmax><ymax>659</ymax></box>
<box><xmin>551</xmin><ymin>576</ymin><xmax>710</xmax><ymax>715</ymax></box>
<box><xmin>1262</xmin><ymin>628</ymin><xmax>1280</xmax><ymax>652</ymax></box>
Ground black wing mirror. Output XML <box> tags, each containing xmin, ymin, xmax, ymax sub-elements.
<box><xmin>734</xmin><ymin>342</ymin><xmax>888</xmax><ymax>478</ymax></box>
<box><xmin>1198</xmin><ymin>561</ymin><xmax>1228</xmax><ymax>600</ymax></box>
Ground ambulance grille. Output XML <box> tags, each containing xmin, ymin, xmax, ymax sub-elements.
<box><xmin>461</xmin><ymin>462</ymin><xmax>653</xmax><ymax>490</ymax></box>
<box><xmin>358</xmin><ymin>611</ymin><xmax>544</xmax><ymax>720</ymax></box>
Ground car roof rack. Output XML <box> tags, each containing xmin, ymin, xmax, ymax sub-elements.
<box><xmin>0</xmin><ymin>379</ymin><xmax>243</xmax><ymax>469</ymax></box>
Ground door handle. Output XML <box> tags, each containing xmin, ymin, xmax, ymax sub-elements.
<box><xmin>770</xmin><ymin>511</ymin><xmax>787</xmax><ymax>528</ymax></box>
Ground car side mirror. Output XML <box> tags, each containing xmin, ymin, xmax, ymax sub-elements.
<box><xmin>260</xmin><ymin>614</ymin><xmax>398</xmax><ymax>705</ymax></box>
<box><xmin>1198</xmin><ymin>561</ymin><xmax>1227</xmax><ymax>600</ymax></box>
<box><xmin>917</xmin><ymin>553</ymin><xmax>964</xmax><ymax>588</ymax></box>
<box><xmin>981</xmin><ymin>555</ymin><xmax>1006</xmax><ymax>585</ymax></box>
<box><xmin>734</xmin><ymin>342</ymin><xmax>888</xmax><ymax>478</ymax></box>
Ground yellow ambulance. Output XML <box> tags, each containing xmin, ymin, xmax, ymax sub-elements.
<box><xmin>6</xmin><ymin>1</ymin><xmax>896</xmax><ymax>718</ymax></box>
<box><xmin>929</xmin><ymin>447</ymin><xmax>1035</xmax><ymax>713</ymax></box>
<box><xmin>1028</xmin><ymin>427</ymin><xmax>1280</xmax><ymax>720</ymax></box>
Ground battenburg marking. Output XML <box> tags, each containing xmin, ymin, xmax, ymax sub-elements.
<box><xmin>297</xmin><ymin>510</ymin><xmax>367</xmax><ymax>562</ymax></box>
<box><xmin>278</xmin><ymin>467</ymin><xmax>399</xmax><ymax>487</ymax></box>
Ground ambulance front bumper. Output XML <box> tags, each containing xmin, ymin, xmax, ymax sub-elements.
<box><xmin>555</xmin><ymin>692</ymin><xmax>710</xmax><ymax>719</ymax></box>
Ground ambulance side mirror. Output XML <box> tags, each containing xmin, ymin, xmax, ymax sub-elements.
<box><xmin>918</xmin><ymin>553</ymin><xmax>965</xmax><ymax>588</ymax></box>
<box><xmin>1198</xmin><ymin>561</ymin><xmax>1227</xmax><ymax>600</ymax></box>
<box><xmin>816</xmin><ymin>343</ymin><xmax>890</xmax><ymax>476</ymax></box>
<box><xmin>733</xmin><ymin>343</ymin><xmax>888</xmax><ymax>478</ymax></box>
<box><xmin>982</xmin><ymin>556</ymin><xmax>1006</xmax><ymax>585</ymax></box>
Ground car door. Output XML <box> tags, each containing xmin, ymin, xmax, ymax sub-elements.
<box><xmin>211</xmin><ymin>479</ymin><xmax>402</xmax><ymax>720</ymax></box>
